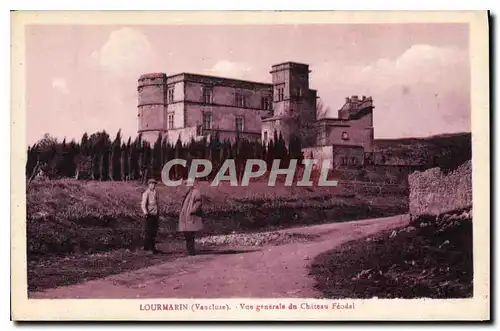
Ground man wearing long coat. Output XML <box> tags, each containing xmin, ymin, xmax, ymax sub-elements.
<box><xmin>178</xmin><ymin>182</ymin><xmax>204</xmax><ymax>255</ymax></box>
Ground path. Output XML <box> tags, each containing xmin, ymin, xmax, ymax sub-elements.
<box><xmin>30</xmin><ymin>215</ymin><xmax>409</xmax><ymax>299</ymax></box>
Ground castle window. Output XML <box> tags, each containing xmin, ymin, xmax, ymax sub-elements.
<box><xmin>261</xmin><ymin>96</ymin><xmax>272</xmax><ymax>110</ymax></box>
<box><xmin>235</xmin><ymin>92</ymin><xmax>246</xmax><ymax>107</ymax></box>
<box><xmin>342</xmin><ymin>131</ymin><xmax>349</xmax><ymax>140</ymax></box>
<box><xmin>351</xmin><ymin>157</ymin><xmax>357</xmax><ymax>165</ymax></box>
<box><xmin>263</xmin><ymin>131</ymin><xmax>268</xmax><ymax>143</ymax></box>
<box><xmin>319</xmin><ymin>130</ymin><xmax>326</xmax><ymax>143</ymax></box>
<box><xmin>202</xmin><ymin>87</ymin><xmax>213</xmax><ymax>104</ymax></box>
<box><xmin>168</xmin><ymin>86</ymin><xmax>175</xmax><ymax>103</ymax></box>
<box><xmin>203</xmin><ymin>112</ymin><xmax>212</xmax><ymax>130</ymax></box>
<box><xmin>167</xmin><ymin>113</ymin><xmax>174</xmax><ymax>129</ymax></box>
<box><xmin>235</xmin><ymin>116</ymin><xmax>244</xmax><ymax>132</ymax></box>
<box><xmin>277</xmin><ymin>87</ymin><xmax>284</xmax><ymax>101</ymax></box>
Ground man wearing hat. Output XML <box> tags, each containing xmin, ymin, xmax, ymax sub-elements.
<box><xmin>141</xmin><ymin>178</ymin><xmax>160</xmax><ymax>253</ymax></box>
<box><xmin>178</xmin><ymin>179</ymin><xmax>204</xmax><ymax>256</ymax></box>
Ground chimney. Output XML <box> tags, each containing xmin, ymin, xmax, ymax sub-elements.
<box><xmin>351</xmin><ymin>95</ymin><xmax>359</xmax><ymax>102</ymax></box>
<box><xmin>345</xmin><ymin>97</ymin><xmax>350</xmax><ymax>103</ymax></box>
<box><xmin>362</xmin><ymin>96</ymin><xmax>366</xmax><ymax>101</ymax></box>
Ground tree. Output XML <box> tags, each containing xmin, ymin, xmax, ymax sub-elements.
<box><xmin>110</xmin><ymin>130</ymin><xmax>123</xmax><ymax>181</ymax></box>
<box><xmin>288</xmin><ymin>134</ymin><xmax>303</xmax><ymax>162</ymax></box>
<box><xmin>152</xmin><ymin>133</ymin><xmax>163</xmax><ymax>178</ymax></box>
<box><xmin>173</xmin><ymin>137</ymin><xmax>183</xmax><ymax>180</ymax></box>
<box><xmin>56</xmin><ymin>139</ymin><xmax>79</xmax><ymax>178</ymax></box>
<box><xmin>31</xmin><ymin>133</ymin><xmax>58</xmax><ymax>179</ymax></box>
<box><xmin>266</xmin><ymin>138</ymin><xmax>275</xmax><ymax>168</ymax></box>
<box><xmin>88</xmin><ymin>130</ymin><xmax>111</xmax><ymax>180</ymax></box>
<box><xmin>141</xmin><ymin>140</ymin><xmax>152</xmax><ymax>184</ymax></box>
<box><xmin>281</xmin><ymin>98</ymin><xmax>330</xmax><ymax>148</ymax></box>
<box><xmin>120</xmin><ymin>142</ymin><xmax>129</xmax><ymax>180</ymax></box>
<box><xmin>274</xmin><ymin>131</ymin><xmax>288</xmax><ymax>164</ymax></box>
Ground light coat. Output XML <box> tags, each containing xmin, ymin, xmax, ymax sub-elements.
<box><xmin>178</xmin><ymin>187</ymin><xmax>204</xmax><ymax>232</ymax></box>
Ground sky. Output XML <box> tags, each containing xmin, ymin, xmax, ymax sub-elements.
<box><xmin>25</xmin><ymin>23</ymin><xmax>470</xmax><ymax>145</ymax></box>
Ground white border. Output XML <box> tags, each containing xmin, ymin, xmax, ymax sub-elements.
<box><xmin>7</xmin><ymin>7</ymin><xmax>489</xmax><ymax>326</ymax></box>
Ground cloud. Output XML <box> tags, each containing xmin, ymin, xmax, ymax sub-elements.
<box><xmin>311</xmin><ymin>44</ymin><xmax>470</xmax><ymax>138</ymax></box>
<box><xmin>205</xmin><ymin>60</ymin><xmax>253</xmax><ymax>79</ymax></box>
<box><xmin>360</xmin><ymin>44</ymin><xmax>469</xmax><ymax>91</ymax></box>
<box><xmin>91</xmin><ymin>27</ymin><xmax>159</xmax><ymax>78</ymax></box>
<box><xmin>51</xmin><ymin>77</ymin><xmax>69</xmax><ymax>94</ymax></box>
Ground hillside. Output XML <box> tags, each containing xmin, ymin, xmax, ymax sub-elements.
<box><xmin>373</xmin><ymin>132</ymin><xmax>471</xmax><ymax>171</ymax></box>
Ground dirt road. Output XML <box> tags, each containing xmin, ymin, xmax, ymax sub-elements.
<box><xmin>29</xmin><ymin>215</ymin><xmax>409</xmax><ymax>299</ymax></box>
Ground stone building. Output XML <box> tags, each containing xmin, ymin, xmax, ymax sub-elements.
<box><xmin>260</xmin><ymin>62</ymin><xmax>318</xmax><ymax>147</ymax></box>
<box><xmin>137</xmin><ymin>61</ymin><xmax>317</xmax><ymax>146</ymax></box>
<box><xmin>137</xmin><ymin>72</ymin><xmax>274</xmax><ymax>144</ymax></box>
<box><xmin>137</xmin><ymin>61</ymin><xmax>375</xmax><ymax>168</ymax></box>
<box><xmin>305</xmin><ymin>95</ymin><xmax>375</xmax><ymax>168</ymax></box>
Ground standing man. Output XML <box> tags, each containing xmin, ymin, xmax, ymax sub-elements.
<box><xmin>141</xmin><ymin>178</ymin><xmax>160</xmax><ymax>254</ymax></box>
<box><xmin>178</xmin><ymin>180</ymin><xmax>204</xmax><ymax>256</ymax></box>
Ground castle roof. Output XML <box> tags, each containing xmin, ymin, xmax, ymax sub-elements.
<box><xmin>270</xmin><ymin>61</ymin><xmax>311</xmax><ymax>74</ymax></box>
<box><xmin>138</xmin><ymin>73</ymin><xmax>167</xmax><ymax>80</ymax></box>
<box><xmin>271</xmin><ymin>61</ymin><xmax>309</xmax><ymax>68</ymax></box>
<box><xmin>166</xmin><ymin>72</ymin><xmax>273</xmax><ymax>89</ymax></box>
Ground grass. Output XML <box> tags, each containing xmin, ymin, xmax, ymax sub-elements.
<box><xmin>26</xmin><ymin>178</ymin><xmax>408</xmax><ymax>292</ymax></box>
<box><xmin>27</xmin><ymin>179</ymin><xmax>408</xmax><ymax>258</ymax></box>
<box><xmin>310</xmin><ymin>208</ymin><xmax>473</xmax><ymax>299</ymax></box>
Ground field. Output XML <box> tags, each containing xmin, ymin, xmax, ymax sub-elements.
<box><xmin>27</xmin><ymin>178</ymin><xmax>408</xmax><ymax>291</ymax></box>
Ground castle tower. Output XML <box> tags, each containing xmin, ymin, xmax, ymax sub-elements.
<box><xmin>137</xmin><ymin>73</ymin><xmax>168</xmax><ymax>144</ymax></box>
<box><xmin>262</xmin><ymin>62</ymin><xmax>317</xmax><ymax>147</ymax></box>
<box><xmin>335</xmin><ymin>95</ymin><xmax>375</xmax><ymax>152</ymax></box>
<box><xmin>271</xmin><ymin>62</ymin><xmax>311</xmax><ymax>118</ymax></box>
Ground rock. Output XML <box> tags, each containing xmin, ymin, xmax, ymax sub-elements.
<box><xmin>406</xmin><ymin>226</ymin><xmax>416</xmax><ymax>232</ymax></box>
<box><xmin>390</xmin><ymin>230</ymin><xmax>397</xmax><ymax>238</ymax></box>
<box><xmin>439</xmin><ymin>240</ymin><xmax>451</xmax><ymax>249</ymax></box>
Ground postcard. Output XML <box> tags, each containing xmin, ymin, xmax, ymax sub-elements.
<box><xmin>11</xmin><ymin>10</ymin><xmax>490</xmax><ymax>321</ymax></box>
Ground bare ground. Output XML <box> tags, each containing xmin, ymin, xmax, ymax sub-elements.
<box><xmin>29</xmin><ymin>215</ymin><xmax>408</xmax><ymax>299</ymax></box>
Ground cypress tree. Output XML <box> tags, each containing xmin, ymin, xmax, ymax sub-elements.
<box><xmin>152</xmin><ymin>133</ymin><xmax>163</xmax><ymax>177</ymax></box>
<box><xmin>266</xmin><ymin>139</ymin><xmax>275</xmax><ymax>168</ymax></box>
<box><xmin>120</xmin><ymin>142</ymin><xmax>129</xmax><ymax>180</ymax></box>
<box><xmin>174</xmin><ymin>137</ymin><xmax>182</xmax><ymax>179</ymax></box>
<box><xmin>110</xmin><ymin>130</ymin><xmax>122</xmax><ymax>181</ymax></box>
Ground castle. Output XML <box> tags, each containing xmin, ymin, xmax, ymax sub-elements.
<box><xmin>137</xmin><ymin>61</ymin><xmax>374</xmax><ymax>168</ymax></box>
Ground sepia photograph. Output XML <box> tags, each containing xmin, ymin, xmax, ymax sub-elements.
<box><xmin>10</xmin><ymin>10</ymin><xmax>490</xmax><ymax>321</ymax></box>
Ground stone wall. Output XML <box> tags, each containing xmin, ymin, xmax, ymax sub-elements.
<box><xmin>409</xmin><ymin>160</ymin><xmax>472</xmax><ymax>216</ymax></box>
<box><xmin>184</xmin><ymin>81</ymin><xmax>272</xmax><ymax>110</ymax></box>
<box><xmin>302</xmin><ymin>146</ymin><xmax>334</xmax><ymax>169</ymax></box>
<box><xmin>331</xmin><ymin>145</ymin><xmax>365</xmax><ymax>169</ymax></box>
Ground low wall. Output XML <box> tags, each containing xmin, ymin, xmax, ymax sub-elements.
<box><xmin>409</xmin><ymin>160</ymin><xmax>472</xmax><ymax>216</ymax></box>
